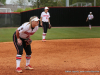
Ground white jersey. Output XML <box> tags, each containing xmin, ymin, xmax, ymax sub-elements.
<box><xmin>41</xmin><ymin>11</ymin><xmax>50</xmax><ymax>22</ymax></box>
<box><xmin>17</xmin><ymin>22</ymin><xmax>38</xmax><ymax>39</ymax></box>
<box><xmin>88</xmin><ymin>14</ymin><xmax>94</xmax><ymax>20</ymax></box>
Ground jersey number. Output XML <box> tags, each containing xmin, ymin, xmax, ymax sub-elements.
<box><xmin>46</xmin><ymin>17</ymin><xmax>48</xmax><ymax>19</ymax></box>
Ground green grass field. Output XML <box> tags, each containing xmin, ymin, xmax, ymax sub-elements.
<box><xmin>0</xmin><ymin>27</ymin><xmax>100</xmax><ymax>42</ymax></box>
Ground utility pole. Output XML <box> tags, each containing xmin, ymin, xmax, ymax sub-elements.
<box><xmin>66</xmin><ymin>0</ymin><xmax>69</xmax><ymax>7</ymax></box>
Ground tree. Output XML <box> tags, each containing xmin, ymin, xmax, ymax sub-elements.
<box><xmin>30</xmin><ymin>0</ymin><xmax>57</xmax><ymax>8</ymax></box>
<box><xmin>33</xmin><ymin>0</ymin><xmax>100</xmax><ymax>7</ymax></box>
<box><xmin>39</xmin><ymin>0</ymin><xmax>57</xmax><ymax>7</ymax></box>
<box><xmin>0</xmin><ymin>0</ymin><xmax>6</xmax><ymax>4</ymax></box>
<box><xmin>69</xmin><ymin>0</ymin><xmax>74</xmax><ymax>5</ymax></box>
<box><xmin>10</xmin><ymin>0</ymin><xmax>100</xmax><ymax>8</ymax></box>
<box><xmin>57</xmin><ymin>0</ymin><xmax>66</xmax><ymax>6</ymax></box>
<box><xmin>95</xmin><ymin>0</ymin><xmax>100</xmax><ymax>6</ymax></box>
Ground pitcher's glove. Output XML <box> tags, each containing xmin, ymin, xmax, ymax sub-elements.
<box><xmin>49</xmin><ymin>24</ymin><xmax>52</xmax><ymax>29</ymax></box>
<box><xmin>25</xmin><ymin>38</ymin><xmax>32</xmax><ymax>45</ymax></box>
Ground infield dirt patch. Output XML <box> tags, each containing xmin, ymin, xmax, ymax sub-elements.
<box><xmin>0</xmin><ymin>38</ymin><xmax>100</xmax><ymax>75</ymax></box>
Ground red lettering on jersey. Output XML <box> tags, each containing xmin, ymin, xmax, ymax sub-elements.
<box><xmin>43</xmin><ymin>15</ymin><xmax>49</xmax><ymax>17</ymax></box>
<box><xmin>43</xmin><ymin>15</ymin><xmax>49</xmax><ymax>19</ymax></box>
<box><xmin>24</xmin><ymin>32</ymin><xmax>35</xmax><ymax>38</ymax></box>
<box><xmin>90</xmin><ymin>16</ymin><xmax>93</xmax><ymax>18</ymax></box>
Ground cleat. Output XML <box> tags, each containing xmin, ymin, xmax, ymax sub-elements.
<box><xmin>16</xmin><ymin>67</ymin><xmax>22</xmax><ymax>73</ymax></box>
<box><xmin>25</xmin><ymin>65</ymin><xmax>34</xmax><ymax>70</ymax></box>
<box><xmin>42</xmin><ymin>39</ymin><xmax>46</xmax><ymax>42</ymax></box>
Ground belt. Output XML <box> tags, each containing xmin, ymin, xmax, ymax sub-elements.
<box><xmin>42</xmin><ymin>21</ymin><xmax>48</xmax><ymax>22</ymax></box>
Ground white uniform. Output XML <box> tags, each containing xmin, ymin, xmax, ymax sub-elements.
<box><xmin>41</xmin><ymin>11</ymin><xmax>50</xmax><ymax>22</ymax></box>
<box><xmin>18</xmin><ymin>22</ymin><xmax>38</xmax><ymax>39</ymax></box>
<box><xmin>87</xmin><ymin>14</ymin><xmax>94</xmax><ymax>29</ymax></box>
<box><xmin>88</xmin><ymin>14</ymin><xmax>94</xmax><ymax>20</ymax></box>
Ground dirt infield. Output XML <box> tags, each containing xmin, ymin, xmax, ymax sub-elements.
<box><xmin>0</xmin><ymin>38</ymin><xmax>100</xmax><ymax>75</ymax></box>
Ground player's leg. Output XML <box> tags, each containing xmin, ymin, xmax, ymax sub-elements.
<box><xmin>42</xmin><ymin>22</ymin><xmax>47</xmax><ymax>41</ymax></box>
<box><xmin>89</xmin><ymin>25</ymin><xmax>91</xmax><ymax>29</ymax></box>
<box><xmin>90</xmin><ymin>20</ymin><xmax>92</xmax><ymax>29</ymax></box>
<box><xmin>23</xmin><ymin>42</ymin><xmax>33</xmax><ymax>70</ymax></box>
<box><xmin>46</xmin><ymin>22</ymin><xmax>49</xmax><ymax>32</ymax></box>
<box><xmin>89</xmin><ymin>20</ymin><xmax>92</xmax><ymax>29</ymax></box>
<box><xmin>44</xmin><ymin>22</ymin><xmax>49</xmax><ymax>40</ymax></box>
<box><xmin>13</xmin><ymin>32</ymin><xmax>23</xmax><ymax>72</ymax></box>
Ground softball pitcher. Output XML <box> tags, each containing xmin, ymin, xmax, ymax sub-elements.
<box><xmin>13</xmin><ymin>16</ymin><xmax>39</xmax><ymax>73</ymax></box>
<box><xmin>40</xmin><ymin>7</ymin><xmax>51</xmax><ymax>41</ymax></box>
<box><xmin>86</xmin><ymin>12</ymin><xmax>94</xmax><ymax>29</ymax></box>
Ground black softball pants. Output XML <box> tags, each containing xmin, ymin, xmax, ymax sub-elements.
<box><xmin>13</xmin><ymin>32</ymin><xmax>32</xmax><ymax>55</ymax></box>
<box><xmin>42</xmin><ymin>22</ymin><xmax>49</xmax><ymax>33</ymax></box>
<box><xmin>88</xmin><ymin>20</ymin><xmax>92</xmax><ymax>25</ymax></box>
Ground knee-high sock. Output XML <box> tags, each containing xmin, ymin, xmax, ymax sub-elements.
<box><xmin>89</xmin><ymin>25</ymin><xmax>91</xmax><ymax>29</ymax></box>
<box><xmin>42</xmin><ymin>33</ymin><xmax>46</xmax><ymax>40</ymax></box>
<box><xmin>26</xmin><ymin>55</ymin><xmax>31</xmax><ymax>66</ymax></box>
<box><xmin>16</xmin><ymin>54</ymin><xmax>22</xmax><ymax>68</ymax></box>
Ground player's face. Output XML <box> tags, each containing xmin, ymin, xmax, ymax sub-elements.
<box><xmin>32</xmin><ymin>21</ymin><xmax>39</xmax><ymax>27</ymax></box>
<box><xmin>45</xmin><ymin>9</ymin><xmax>49</xmax><ymax>13</ymax></box>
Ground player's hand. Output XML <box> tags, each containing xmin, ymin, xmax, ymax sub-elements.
<box><xmin>17</xmin><ymin>38</ymin><xmax>22</xmax><ymax>46</ymax></box>
<box><xmin>40</xmin><ymin>23</ymin><xmax>42</xmax><ymax>26</ymax></box>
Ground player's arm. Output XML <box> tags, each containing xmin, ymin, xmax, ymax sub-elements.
<box><xmin>86</xmin><ymin>17</ymin><xmax>88</xmax><ymax>22</ymax></box>
<box><xmin>16</xmin><ymin>29</ymin><xmax>20</xmax><ymax>39</ymax></box>
<box><xmin>48</xmin><ymin>18</ymin><xmax>51</xmax><ymax>29</ymax></box>
<box><xmin>16</xmin><ymin>29</ymin><xmax>22</xmax><ymax>46</ymax></box>
<box><xmin>48</xmin><ymin>13</ymin><xmax>50</xmax><ymax>24</ymax></box>
<box><xmin>16</xmin><ymin>25</ymin><xmax>25</xmax><ymax>45</ymax></box>
<box><xmin>40</xmin><ymin>17</ymin><xmax>42</xmax><ymax>26</ymax></box>
<box><xmin>92</xmin><ymin>15</ymin><xmax>94</xmax><ymax>19</ymax></box>
<box><xmin>40</xmin><ymin>12</ymin><xmax>43</xmax><ymax>26</ymax></box>
<box><xmin>16</xmin><ymin>25</ymin><xmax>24</xmax><ymax>39</ymax></box>
<box><xmin>48</xmin><ymin>18</ymin><xmax>50</xmax><ymax>24</ymax></box>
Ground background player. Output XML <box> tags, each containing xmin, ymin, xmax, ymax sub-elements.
<box><xmin>40</xmin><ymin>7</ymin><xmax>51</xmax><ymax>41</ymax></box>
<box><xmin>13</xmin><ymin>16</ymin><xmax>39</xmax><ymax>73</ymax></box>
<box><xmin>86</xmin><ymin>12</ymin><xmax>94</xmax><ymax>29</ymax></box>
